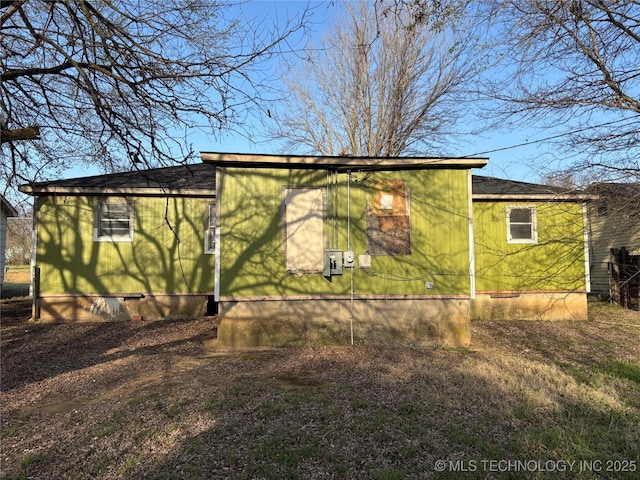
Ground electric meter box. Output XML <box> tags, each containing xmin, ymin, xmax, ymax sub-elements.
<box><xmin>323</xmin><ymin>249</ymin><xmax>343</xmax><ymax>277</ymax></box>
<box><xmin>344</xmin><ymin>250</ymin><xmax>355</xmax><ymax>268</ymax></box>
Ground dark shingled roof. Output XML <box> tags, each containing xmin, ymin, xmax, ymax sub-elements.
<box><xmin>1</xmin><ymin>195</ymin><xmax>18</xmax><ymax>216</ymax></box>
<box><xmin>472</xmin><ymin>175</ymin><xmax>574</xmax><ymax>197</ymax></box>
<box><xmin>586</xmin><ymin>182</ymin><xmax>640</xmax><ymax>212</ymax></box>
<box><xmin>586</xmin><ymin>182</ymin><xmax>640</xmax><ymax>197</ymax></box>
<box><xmin>20</xmin><ymin>163</ymin><xmax>217</xmax><ymax>195</ymax></box>
<box><xmin>19</xmin><ymin>162</ymin><xmax>589</xmax><ymax>201</ymax></box>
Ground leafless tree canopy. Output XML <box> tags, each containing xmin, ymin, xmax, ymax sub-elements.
<box><xmin>484</xmin><ymin>0</ymin><xmax>640</xmax><ymax>180</ymax></box>
<box><xmin>1</xmin><ymin>0</ymin><xmax>307</xmax><ymax>194</ymax></box>
<box><xmin>270</xmin><ymin>0</ymin><xmax>486</xmax><ymax>157</ymax></box>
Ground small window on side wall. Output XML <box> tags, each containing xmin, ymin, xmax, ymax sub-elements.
<box><xmin>94</xmin><ymin>199</ymin><xmax>134</xmax><ymax>242</ymax></box>
<box><xmin>507</xmin><ymin>206</ymin><xmax>537</xmax><ymax>244</ymax></box>
<box><xmin>205</xmin><ymin>203</ymin><xmax>216</xmax><ymax>254</ymax></box>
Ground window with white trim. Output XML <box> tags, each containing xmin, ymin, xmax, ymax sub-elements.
<box><xmin>507</xmin><ymin>206</ymin><xmax>537</xmax><ymax>244</ymax></box>
<box><xmin>205</xmin><ymin>203</ymin><xmax>216</xmax><ymax>254</ymax></box>
<box><xmin>94</xmin><ymin>200</ymin><xmax>134</xmax><ymax>242</ymax></box>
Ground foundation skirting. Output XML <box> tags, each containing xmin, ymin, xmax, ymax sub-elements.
<box><xmin>217</xmin><ymin>297</ymin><xmax>471</xmax><ymax>347</ymax></box>
<box><xmin>471</xmin><ymin>291</ymin><xmax>588</xmax><ymax>321</ymax></box>
<box><xmin>34</xmin><ymin>293</ymin><xmax>210</xmax><ymax>322</ymax></box>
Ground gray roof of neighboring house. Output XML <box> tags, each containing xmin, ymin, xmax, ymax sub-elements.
<box><xmin>19</xmin><ymin>163</ymin><xmax>217</xmax><ymax>196</ymax></box>
<box><xmin>586</xmin><ymin>182</ymin><xmax>640</xmax><ymax>197</ymax></box>
<box><xmin>1</xmin><ymin>195</ymin><xmax>18</xmax><ymax>216</ymax></box>
<box><xmin>586</xmin><ymin>182</ymin><xmax>640</xmax><ymax>212</ymax></box>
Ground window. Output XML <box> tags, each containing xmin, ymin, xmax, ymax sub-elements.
<box><xmin>283</xmin><ymin>188</ymin><xmax>324</xmax><ymax>273</ymax></box>
<box><xmin>94</xmin><ymin>200</ymin><xmax>134</xmax><ymax>242</ymax></box>
<box><xmin>367</xmin><ymin>180</ymin><xmax>411</xmax><ymax>255</ymax></box>
<box><xmin>205</xmin><ymin>203</ymin><xmax>216</xmax><ymax>254</ymax></box>
<box><xmin>597</xmin><ymin>200</ymin><xmax>608</xmax><ymax>216</ymax></box>
<box><xmin>507</xmin><ymin>206</ymin><xmax>537</xmax><ymax>244</ymax></box>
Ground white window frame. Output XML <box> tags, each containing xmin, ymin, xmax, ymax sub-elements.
<box><xmin>94</xmin><ymin>199</ymin><xmax>134</xmax><ymax>242</ymax></box>
<box><xmin>506</xmin><ymin>206</ymin><xmax>538</xmax><ymax>244</ymax></box>
<box><xmin>204</xmin><ymin>203</ymin><xmax>216</xmax><ymax>254</ymax></box>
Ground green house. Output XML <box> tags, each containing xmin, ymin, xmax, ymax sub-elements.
<box><xmin>20</xmin><ymin>153</ymin><xmax>592</xmax><ymax>347</ymax></box>
<box><xmin>202</xmin><ymin>153</ymin><xmax>487</xmax><ymax>347</ymax></box>
<box><xmin>471</xmin><ymin>176</ymin><xmax>592</xmax><ymax>321</ymax></box>
<box><xmin>19</xmin><ymin>164</ymin><xmax>217</xmax><ymax>321</ymax></box>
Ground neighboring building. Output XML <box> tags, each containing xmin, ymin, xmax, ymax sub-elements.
<box><xmin>1</xmin><ymin>195</ymin><xmax>18</xmax><ymax>285</ymax></box>
<box><xmin>471</xmin><ymin>177</ymin><xmax>593</xmax><ymax>321</ymax></box>
<box><xmin>585</xmin><ymin>182</ymin><xmax>640</xmax><ymax>299</ymax></box>
<box><xmin>19</xmin><ymin>154</ymin><xmax>593</xmax><ymax>347</ymax></box>
<box><xmin>19</xmin><ymin>163</ymin><xmax>217</xmax><ymax>321</ymax></box>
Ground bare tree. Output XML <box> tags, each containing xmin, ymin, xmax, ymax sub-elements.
<box><xmin>5</xmin><ymin>215</ymin><xmax>31</xmax><ymax>265</ymax></box>
<box><xmin>269</xmin><ymin>0</ymin><xmax>486</xmax><ymax>157</ymax></box>
<box><xmin>482</xmin><ymin>0</ymin><xmax>640</xmax><ymax>181</ymax></box>
<box><xmin>1</xmin><ymin>0</ymin><xmax>308</xmax><ymax>196</ymax></box>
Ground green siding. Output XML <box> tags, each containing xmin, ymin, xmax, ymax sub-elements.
<box><xmin>219</xmin><ymin>167</ymin><xmax>472</xmax><ymax>297</ymax></box>
<box><xmin>36</xmin><ymin>196</ymin><xmax>215</xmax><ymax>294</ymax></box>
<box><xmin>473</xmin><ymin>201</ymin><xmax>586</xmax><ymax>291</ymax></box>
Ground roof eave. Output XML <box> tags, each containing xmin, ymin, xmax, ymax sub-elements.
<box><xmin>18</xmin><ymin>186</ymin><xmax>216</xmax><ymax>197</ymax></box>
<box><xmin>201</xmin><ymin>152</ymin><xmax>489</xmax><ymax>170</ymax></box>
<box><xmin>473</xmin><ymin>194</ymin><xmax>597</xmax><ymax>201</ymax></box>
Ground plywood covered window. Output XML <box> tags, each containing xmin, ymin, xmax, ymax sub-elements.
<box><xmin>283</xmin><ymin>188</ymin><xmax>324</xmax><ymax>273</ymax></box>
<box><xmin>367</xmin><ymin>180</ymin><xmax>411</xmax><ymax>255</ymax></box>
<box><xmin>506</xmin><ymin>206</ymin><xmax>537</xmax><ymax>244</ymax></box>
<box><xmin>94</xmin><ymin>199</ymin><xmax>134</xmax><ymax>242</ymax></box>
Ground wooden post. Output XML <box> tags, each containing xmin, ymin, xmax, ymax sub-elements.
<box><xmin>31</xmin><ymin>266</ymin><xmax>40</xmax><ymax>321</ymax></box>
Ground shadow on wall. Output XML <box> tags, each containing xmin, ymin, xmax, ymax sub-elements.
<box><xmin>34</xmin><ymin>196</ymin><xmax>215</xmax><ymax>321</ymax></box>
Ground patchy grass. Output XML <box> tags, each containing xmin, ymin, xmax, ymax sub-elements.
<box><xmin>0</xmin><ymin>302</ymin><xmax>638</xmax><ymax>479</ymax></box>
<box><xmin>1</xmin><ymin>265</ymin><xmax>30</xmax><ymax>301</ymax></box>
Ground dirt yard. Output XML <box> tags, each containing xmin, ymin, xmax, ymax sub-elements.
<box><xmin>1</xmin><ymin>298</ymin><xmax>639</xmax><ymax>479</ymax></box>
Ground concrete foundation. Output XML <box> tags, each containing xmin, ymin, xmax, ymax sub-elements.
<box><xmin>217</xmin><ymin>297</ymin><xmax>471</xmax><ymax>347</ymax></box>
<box><xmin>470</xmin><ymin>292</ymin><xmax>588</xmax><ymax>321</ymax></box>
<box><xmin>35</xmin><ymin>294</ymin><xmax>209</xmax><ymax>322</ymax></box>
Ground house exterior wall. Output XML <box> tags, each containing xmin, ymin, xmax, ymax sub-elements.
<box><xmin>587</xmin><ymin>203</ymin><xmax>640</xmax><ymax>297</ymax></box>
<box><xmin>471</xmin><ymin>200</ymin><xmax>588</xmax><ymax>321</ymax></box>
<box><xmin>34</xmin><ymin>195</ymin><xmax>215</xmax><ymax>321</ymax></box>
<box><xmin>216</xmin><ymin>166</ymin><xmax>474</xmax><ymax>346</ymax></box>
<box><xmin>1</xmin><ymin>207</ymin><xmax>9</xmax><ymax>284</ymax></box>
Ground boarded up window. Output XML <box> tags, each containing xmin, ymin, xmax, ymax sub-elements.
<box><xmin>283</xmin><ymin>188</ymin><xmax>324</xmax><ymax>273</ymax></box>
<box><xmin>367</xmin><ymin>180</ymin><xmax>411</xmax><ymax>255</ymax></box>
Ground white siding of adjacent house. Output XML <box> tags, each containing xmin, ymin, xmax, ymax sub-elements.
<box><xmin>588</xmin><ymin>203</ymin><xmax>640</xmax><ymax>296</ymax></box>
<box><xmin>1</xmin><ymin>207</ymin><xmax>8</xmax><ymax>284</ymax></box>
<box><xmin>1</xmin><ymin>197</ymin><xmax>18</xmax><ymax>285</ymax></box>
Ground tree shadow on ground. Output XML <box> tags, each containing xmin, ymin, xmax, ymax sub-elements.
<box><xmin>0</xmin><ymin>315</ymin><xmax>217</xmax><ymax>392</ymax></box>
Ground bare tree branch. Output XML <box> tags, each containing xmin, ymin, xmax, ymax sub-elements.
<box><xmin>1</xmin><ymin>126</ymin><xmax>39</xmax><ymax>143</ymax></box>
<box><xmin>481</xmin><ymin>0</ymin><xmax>640</xmax><ymax>179</ymax></box>
<box><xmin>1</xmin><ymin>0</ymin><xmax>310</xmax><ymax>196</ymax></box>
<box><xmin>270</xmin><ymin>0</ymin><xmax>486</xmax><ymax>157</ymax></box>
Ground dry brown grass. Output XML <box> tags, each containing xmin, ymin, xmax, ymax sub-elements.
<box><xmin>3</xmin><ymin>268</ymin><xmax>30</xmax><ymax>284</ymax></box>
<box><xmin>0</xmin><ymin>301</ymin><xmax>638</xmax><ymax>479</ymax></box>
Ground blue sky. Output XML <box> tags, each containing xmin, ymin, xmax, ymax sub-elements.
<box><xmin>61</xmin><ymin>0</ymin><xmax>554</xmax><ymax>184</ymax></box>
<box><xmin>201</xmin><ymin>0</ymin><xmax>549</xmax><ymax>183</ymax></box>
